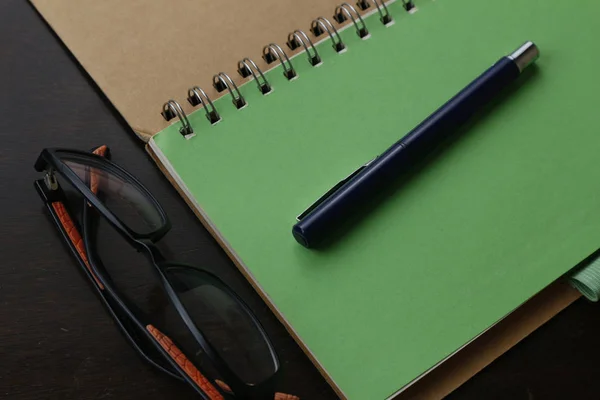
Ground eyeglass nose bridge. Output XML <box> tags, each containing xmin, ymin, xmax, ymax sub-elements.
<box><xmin>133</xmin><ymin>237</ymin><xmax>170</xmax><ymax>264</ymax></box>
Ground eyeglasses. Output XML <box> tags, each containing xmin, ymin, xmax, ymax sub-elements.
<box><xmin>34</xmin><ymin>146</ymin><xmax>297</xmax><ymax>400</ymax></box>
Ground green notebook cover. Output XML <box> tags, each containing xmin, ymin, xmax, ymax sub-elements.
<box><xmin>150</xmin><ymin>1</ymin><xmax>600</xmax><ymax>398</ymax></box>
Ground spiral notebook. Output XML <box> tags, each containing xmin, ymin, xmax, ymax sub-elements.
<box><xmin>31</xmin><ymin>0</ymin><xmax>600</xmax><ymax>398</ymax></box>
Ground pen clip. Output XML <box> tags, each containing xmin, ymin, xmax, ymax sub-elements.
<box><xmin>296</xmin><ymin>157</ymin><xmax>377</xmax><ymax>221</ymax></box>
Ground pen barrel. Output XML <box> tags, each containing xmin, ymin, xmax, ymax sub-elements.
<box><xmin>395</xmin><ymin>57</ymin><xmax>520</xmax><ymax>159</ymax></box>
<box><xmin>293</xmin><ymin>57</ymin><xmax>522</xmax><ymax>248</ymax></box>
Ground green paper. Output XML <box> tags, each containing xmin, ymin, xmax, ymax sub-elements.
<box><xmin>570</xmin><ymin>256</ymin><xmax>600</xmax><ymax>302</ymax></box>
<box><xmin>152</xmin><ymin>1</ymin><xmax>600</xmax><ymax>398</ymax></box>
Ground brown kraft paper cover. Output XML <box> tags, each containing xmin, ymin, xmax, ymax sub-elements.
<box><xmin>30</xmin><ymin>0</ymin><xmax>342</xmax><ymax>140</ymax></box>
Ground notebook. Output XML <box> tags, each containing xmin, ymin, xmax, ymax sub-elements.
<box><xmin>30</xmin><ymin>0</ymin><xmax>594</xmax><ymax>398</ymax></box>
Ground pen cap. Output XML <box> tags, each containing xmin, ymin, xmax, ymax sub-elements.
<box><xmin>508</xmin><ymin>41</ymin><xmax>539</xmax><ymax>72</ymax></box>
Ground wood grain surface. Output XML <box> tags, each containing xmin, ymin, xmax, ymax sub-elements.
<box><xmin>1</xmin><ymin>1</ymin><xmax>600</xmax><ymax>399</ymax></box>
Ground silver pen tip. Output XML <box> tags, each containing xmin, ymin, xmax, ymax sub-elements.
<box><xmin>508</xmin><ymin>41</ymin><xmax>539</xmax><ymax>72</ymax></box>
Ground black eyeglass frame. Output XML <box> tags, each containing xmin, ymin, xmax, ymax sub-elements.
<box><xmin>34</xmin><ymin>147</ymin><xmax>281</xmax><ymax>399</ymax></box>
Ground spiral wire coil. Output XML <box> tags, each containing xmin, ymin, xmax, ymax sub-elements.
<box><xmin>162</xmin><ymin>0</ymin><xmax>416</xmax><ymax>137</ymax></box>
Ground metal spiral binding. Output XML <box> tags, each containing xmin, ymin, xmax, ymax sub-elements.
<box><xmin>356</xmin><ymin>0</ymin><xmax>393</xmax><ymax>25</ymax></box>
<box><xmin>161</xmin><ymin>0</ymin><xmax>423</xmax><ymax>137</ymax></box>
<box><xmin>212</xmin><ymin>72</ymin><xmax>247</xmax><ymax>109</ymax></box>
<box><xmin>262</xmin><ymin>43</ymin><xmax>297</xmax><ymax>80</ymax></box>
<box><xmin>310</xmin><ymin>17</ymin><xmax>346</xmax><ymax>53</ymax></box>
<box><xmin>237</xmin><ymin>57</ymin><xmax>272</xmax><ymax>94</ymax></box>
<box><xmin>186</xmin><ymin>86</ymin><xmax>221</xmax><ymax>124</ymax></box>
<box><xmin>333</xmin><ymin>2</ymin><xmax>369</xmax><ymax>38</ymax></box>
<box><xmin>402</xmin><ymin>0</ymin><xmax>416</xmax><ymax>12</ymax></box>
<box><xmin>161</xmin><ymin>100</ymin><xmax>194</xmax><ymax>138</ymax></box>
<box><xmin>287</xmin><ymin>30</ymin><xmax>322</xmax><ymax>66</ymax></box>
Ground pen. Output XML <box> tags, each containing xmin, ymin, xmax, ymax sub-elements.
<box><xmin>292</xmin><ymin>41</ymin><xmax>539</xmax><ymax>248</ymax></box>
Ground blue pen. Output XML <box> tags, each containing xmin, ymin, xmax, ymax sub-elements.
<box><xmin>293</xmin><ymin>41</ymin><xmax>539</xmax><ymax>248</ymax></box>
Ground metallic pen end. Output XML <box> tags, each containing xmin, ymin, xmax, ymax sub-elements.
<box><xmin>508</xmin><ymin>41</ymin><xmax>539</xmax><ymax>72</ymax></box>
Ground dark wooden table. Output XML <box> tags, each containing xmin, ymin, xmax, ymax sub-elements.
<box><xmin>1</xmin><ymin>1</ymin><xmax>600</xmax><ymax>399</ymax></box>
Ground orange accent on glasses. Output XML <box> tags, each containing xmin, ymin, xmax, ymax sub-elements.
<box><xmin>146</xmin><ymin>324</ymin><xmax>300</xmax><ymax>400</ymax></box>
<box><xmin>92</xmin><ymin>145</ymin><xmax>108</xmax><ymax>157</ymax></box>
<box><xmin>52</xmin><ymin>201</ymin><xmax>104</xmax><ymax>290</ymax></box>
<box><xmin>90</xmin><ymin>145</ymin><xmax>108</xmax><ymax>195</ymax></box>
<box><xmin>146</xmin><ymin>324</ymin><xmax>225</xmax><ymax>400</ymax></box>
<box><xmin>274</xmin><ymin>393</ymin><xmax>300</xmax><ymax>400</ymax></box>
